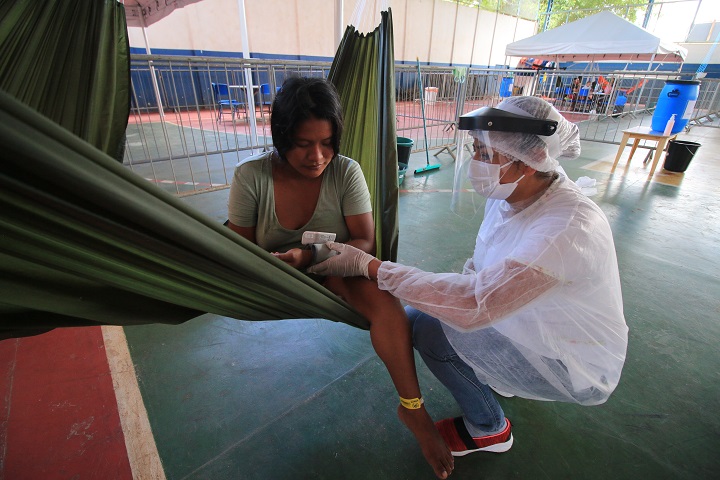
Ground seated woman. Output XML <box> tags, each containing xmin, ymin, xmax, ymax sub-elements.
<box><xmin>228</xmin><ymin>77</ymin><xmax>374</xmax><ymax>266</ymax></box>
<box><xmin>228</xmin><ymin>77</ymin><xmax>454</xmax><ymax>479</ymax></box>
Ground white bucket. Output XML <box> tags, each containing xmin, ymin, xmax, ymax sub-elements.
<box><xmin>424</xmin><ymin>87</ymin><xmax>438</xmax><ymax>105</ymax></box>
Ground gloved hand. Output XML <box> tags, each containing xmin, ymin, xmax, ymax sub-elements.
<box><xmin>306</xmin><ymin>242</ymin><xmax>377</xmax><ymax>279</ymax></box>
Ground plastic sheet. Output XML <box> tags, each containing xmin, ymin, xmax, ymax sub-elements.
<box><xmin>379</xmin><ymin>175</ymin><xmax>628</xmax><ymax>405</ymax></box>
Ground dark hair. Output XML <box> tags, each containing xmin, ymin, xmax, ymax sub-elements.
<box><xmin>271</xmin><ymin>77</ymin><xmax>344</xmax><ymax>159</ymax></box>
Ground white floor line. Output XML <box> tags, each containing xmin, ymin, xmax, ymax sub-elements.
<box><xmin>102</xmin><ymin>326</ymin><xmax>166</xmax><ymax>480</ymax></box>
<box><xmin>583</xmin><ymin>158</ymin><xmax>614</xmax><ymax>170</ymax></box>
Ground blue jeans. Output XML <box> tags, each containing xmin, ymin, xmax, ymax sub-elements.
<box><xmin>407</xmin><ymin>306</ymin><xmax>506</xmax><ymax>435</ymax></box>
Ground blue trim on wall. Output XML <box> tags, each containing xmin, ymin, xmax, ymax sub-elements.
<box><xmin>131</xmin><ymin>47</ymin><xmax>246</xmax><ymax>58</ymax></box>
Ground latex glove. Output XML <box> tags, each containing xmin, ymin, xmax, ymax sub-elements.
<box><xmin>306</xmin><ymin>242</ymin><xmax>376</xmax><ymax>279</ymax></box>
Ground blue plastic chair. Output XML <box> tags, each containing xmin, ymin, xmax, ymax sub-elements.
<box><xmin>612</xmin><ymin>92</ymin><xmax>628</xmax><ymax>116</ymax></box>
<box><xmin>259</xmin><ymin>83</ymin><xmax>273</xmax><ymax>111</ymax></box>
<box><xmin>211</xmin><ymin>83</ymin><xmax>243</xmax><ymax>122</ymax></box>
<box><xmin>575</xmin><ymin>87</ymin><xmax>591</xmax><ymax>111</ymax></box>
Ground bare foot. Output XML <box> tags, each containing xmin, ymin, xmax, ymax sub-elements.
<box><xmin>397</xmin><ymin>404</ymin><xmax>454</xmax><ymax>479</ymax></box>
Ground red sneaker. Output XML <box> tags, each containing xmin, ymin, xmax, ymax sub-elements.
<box><xmin>435</xmin><ymin>417</ymin><xmax>513</xmax><ymax>456</ymax></box>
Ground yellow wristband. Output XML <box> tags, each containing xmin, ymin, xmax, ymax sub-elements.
<box><xmin>399</xmin><ymin>396</ymin><xmax>424</xmax><ymax>410</ymax></box>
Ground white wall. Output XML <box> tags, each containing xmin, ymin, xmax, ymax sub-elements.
<box><xmin>127</xmin><ymin>0</ymin><xmax>537</xmax><ymax>67</ymax></box>
<box><xmin>681</xmin><ymin>42</ymin><xmax>720</xmax><ymax>65</ymax></box>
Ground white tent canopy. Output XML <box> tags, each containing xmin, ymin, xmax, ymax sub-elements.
<box><xmin>505</xmin><ymin>11</ymin><xmax>687</xmax><ymax>63</ymax></box>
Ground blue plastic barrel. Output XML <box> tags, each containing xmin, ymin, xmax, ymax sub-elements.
<box><xmin>499</xmin><ymin>77</ymin><xmax>513</xmax><ymax>97</ymax></box>
<box><xmin>651</xmin><ymin>80</ymin><xmax>700</xmax><ymax>134</ymax></box>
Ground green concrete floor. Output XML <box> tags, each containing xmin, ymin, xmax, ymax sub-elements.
<box><xmin>123</xmin><ymin>127</ymin><xmax>720</xmax><ymax>479</ymax></box>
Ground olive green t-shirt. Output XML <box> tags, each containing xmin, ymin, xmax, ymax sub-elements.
<box><xmin>228</xmin><ymin>152</ymin><xmax>372</xmax><ymax>253</ymax></box>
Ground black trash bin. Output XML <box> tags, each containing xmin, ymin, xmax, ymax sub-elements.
<box><xmin>397</xmin><ymin>136</ymin><xmax>413</xmax><ymax>185</ymax></box>
<box><xmin>664</xmin><ymin>140</ymin><xmax>700</xmax><ymax>173</ymax></box>
<box><xmin>397</xmin><ymin>136</ymin><xmax>413</xmax><ymax>166</ymax></box>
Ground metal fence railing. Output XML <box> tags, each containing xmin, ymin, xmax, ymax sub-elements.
<box><xmin>126</xmin><ymin>55</ymin><xmax>331</xmax><ymax>195</ymax></box>
<box><xmin>126</xmin><ymin>55</ymin><xmax>720</xmax><ymax>195</ymax></box>
<box><xmin>687</xmin><ymin>77</ymin><xmax>720</xmax><ymax>128</ymax></box>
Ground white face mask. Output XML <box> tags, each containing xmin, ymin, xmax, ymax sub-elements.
<box><xmin>467</xmin><ymin>160</ymin><xmax>525</xmax><ymax>200</ymax></box>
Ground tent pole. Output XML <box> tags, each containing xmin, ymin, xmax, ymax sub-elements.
<box><xmin>426</xmin><ymin>0</ymin><xmax>436</xmax><ymax>64</ymax></box>
<box><xmin>449</xmin><ymin>0</ymin><xmax>458</xmax><ymax>65</ymax></box>
<box><xmin>237</xmin><ymin>0</ymin><xmax>259</xmax><ymax>152</ymax></box>
<box><xmin>685</xmin><ymin>0</ymin><xmax>703</xmax><ymax>45</ymax></box>
<box><xmin>468</xmin><ymin>2</ymin><xmax>480</xmax><ymax>67</ymax></box>
<box><xmin>335</xmin><ymin>0</ymin><xmax>344</xmax><ymax>49</ymax></box>
<box><xmin>141</xmin><ymin>15</ymin><xmax>177</xmax><ymax>191</ymax></box>
<box><xmin>141</xmin><ymin>21</ymin><xmax>165</xmax><ymax>121</ymax></box>
<box><xmin>486</xmin><ymin>1</ymin><xmax>501</xmax><ymax>67</ymax></box>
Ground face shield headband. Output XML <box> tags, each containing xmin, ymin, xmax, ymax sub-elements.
<box><xmin>451</xmin><ymin>107</ymin><xmax>559</xmax><ymax>215</ymax></box>
<box><xmin>457</xmin><ymin>106</ymin><xmax>559</xmax><ymax>137</ymax></box>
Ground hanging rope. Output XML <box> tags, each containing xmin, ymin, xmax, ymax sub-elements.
<box><xmin>349</xmin><ymin>0</ymin><xmax>390</xmax><ymax>34</ymax></box>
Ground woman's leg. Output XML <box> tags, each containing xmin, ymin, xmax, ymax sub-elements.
<box><xmin>407</xmin><ymin>306</ymin><xmax>506</xmax><ymax>435</ymax></box>
<box><xmin>323</xmin><ymin>276</ymin><xmax>454</xmax><ymax>479</ymax></box>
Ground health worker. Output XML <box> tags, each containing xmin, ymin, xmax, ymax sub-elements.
<box><xmin>308</xmin><ymin>95</ymin><xmax>629</xmax><ymax>459</ymax></box>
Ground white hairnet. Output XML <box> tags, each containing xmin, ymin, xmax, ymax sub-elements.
<box><xmin>475</xmin><ymin>96</ymin><xmax>581</xmax><ymax>172</ymax></box>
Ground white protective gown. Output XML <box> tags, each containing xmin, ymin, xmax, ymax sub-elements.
<box><xmin>377</xmin><ymin>175</ymin><xmax>628</xmax><ymax>405</ymax></box>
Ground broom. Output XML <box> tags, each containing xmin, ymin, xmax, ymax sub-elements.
<box><xmin>414</xmin><ymin>57</ymin><xmax>442</xmax><ymax>174</ymax></box>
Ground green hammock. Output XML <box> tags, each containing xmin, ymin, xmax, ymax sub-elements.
<box><xmin>329</xmin><ymin>9</ymin><xmax>399</xmax><ymax>262</ymax></box>
<box><xmin>0</xmin><ymin>0</ymin><xmax>130</xmax><ymax>160</ymax></box>
<box><xmin>0</xmin><ymin>2</ymin><xmax>397</xmax><ymax>338</ymax></box>
<box><xmin>0</xmin><ymin>88</ymin><xmax>367</xmax><ymax>336</ymax></box>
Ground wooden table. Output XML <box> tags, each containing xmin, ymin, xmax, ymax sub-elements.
<box><xmin>611</xmin><ymin>126</ymin><xmax>678</xmax><ymax>179</ymax></box>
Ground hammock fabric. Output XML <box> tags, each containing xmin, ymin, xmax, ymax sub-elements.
<box><xmin>0</xmin><ymin>3</ymin><xmax>398</xmax><ymax>338</ymax></box>
<box><xmin>0</xmin><ymin>0</ymin><xmax>130</xmax><ymax>160</ymax></box>
<box><xmin>329</xmin><ymin>9</ymin><xmax>399</xmax><ymax>262</ymax></box>
<box><xmin>0</xmin><ymin>89</ymin><xmax>367</xmax><ymax>338</ymax></box>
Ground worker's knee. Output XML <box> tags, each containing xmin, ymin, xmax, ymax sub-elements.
<box><xmin>328</xmin><ymin>276</ymin><xmax>400</xmax><ymax>321</ymax></box>
<box><xmin>406</xmin><ymin>306</ymin><xmax>448</xmax><ymax>353</ymax></box>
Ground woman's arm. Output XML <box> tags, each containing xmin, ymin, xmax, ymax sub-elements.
<box><xmin>228</xmin><ymin>221</ymin><xmax>314</xmax><ymax>268</ymax></box>
<box><xmin>227</xmin><ymin>221</ymin><xmax>257</xmax><ymax>244</ymax></box>
<box><xmin>274</xmin><ymin>211</ymin><xmax>374</xmax><ymax>270</ymax></box>
<box><xmin>344</xmin><ymin>211</ymin><xmax>376</xmax><ymax>254</ymax></box>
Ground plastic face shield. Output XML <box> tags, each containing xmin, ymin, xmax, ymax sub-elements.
<box><xmin>451</xmin><ymin>107</ymin><xmax>558</xmax><ymax>215</ymax></box>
